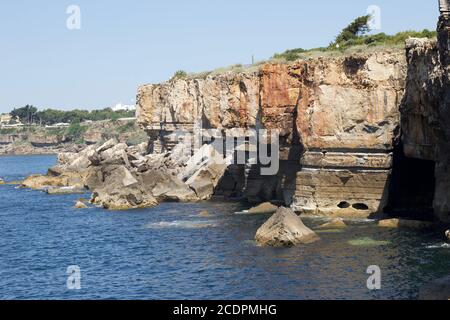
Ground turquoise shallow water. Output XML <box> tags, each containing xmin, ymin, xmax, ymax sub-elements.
<box><xmin>0</xmin><ymin>155</ymin><xmax>449</xmax><ymax>300</ymax></box>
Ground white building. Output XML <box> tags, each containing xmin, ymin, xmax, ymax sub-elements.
<box><xmin>111</xmin><ymin>103</ymin><xmax>136</xmax><ymax>112</ymax></box>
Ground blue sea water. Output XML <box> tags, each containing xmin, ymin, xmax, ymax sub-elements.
<box><xmin>0</xmin><ymin>155</ymin><xmax>449</xmax><ymax>300</ymax></box>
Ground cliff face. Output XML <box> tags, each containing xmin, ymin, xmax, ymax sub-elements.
<box><xmin>137</xmin><ymin>49</ymin><xmax>407</xmax><ymax>217</ymax></box>
<box><xmin>399</xmin><ymin>12</ymin><xmax>450</xmax><ymax>222</ymax></box>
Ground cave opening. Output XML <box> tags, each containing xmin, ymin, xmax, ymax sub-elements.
<box><xmin>385</xmin><ymin>144</ymin><xmax>436</xmax><ymax>219</ymax></box>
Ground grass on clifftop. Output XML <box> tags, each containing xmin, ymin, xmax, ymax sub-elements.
<box><xmin>272</xmin><ymin>29</ymin><xmax>437</xmax><ymax>62</ymax></box>
<box><xmin>171</xmin><ymin>15</ymin><xmax>437</xmax><ymax>80</ymax></box>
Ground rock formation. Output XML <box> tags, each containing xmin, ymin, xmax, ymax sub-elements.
<box><xmin>397</xmin><ymin>3</ymin><xmax>450</xmax><ymax>223</ymax></box>
<box><xmin>21</xmin><ymin>138</ymin><xmax>230</xmax><ymax>210</ymax></box>
<box><xmin>17</xmin><ymin>2</ymin><xmax>450</xmax><ymax>224</ymax></box>
<box><xmin>255</xmin><ymin>207</ymin><xmax>319</xmax><ymax>247</ymax></box>
<box><xmin>137</xmin><ymin>49</ymin><xmax>406</xmax><ymax>218</ymax></box>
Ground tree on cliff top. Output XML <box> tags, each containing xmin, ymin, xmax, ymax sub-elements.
<box><xmin>332</xmin><ymin>15</ymin><xmax>371</xmax><ymax>47</ymax></box>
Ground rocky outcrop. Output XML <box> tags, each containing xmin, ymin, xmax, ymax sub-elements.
<box><xmin>21</xmin><ymin>137</ymin><xmax>230</xmax><ymax>210</ymax></box>
<box><xmin>137</xmin><ymin>49</ymin><xmax>406</xmax><ymax>218</ymax></box>
<box><xmin>398</xmin><ymin>6</ymin><xmax>450</xmax><ymax>223</ymax></box>
<box><xmin>255</xmin><ymin>207</ymin><xmax>319</xmax><ymax>247</ymax></box>
<box><xmin>0</xmin><ymin>120</ymin><xmax>147</xmax><ymax>155</ymax></box>
<box><xmin>16</xmin><ymin>2</ymin><xmax>450</xmax><ymax>224</ymax></box>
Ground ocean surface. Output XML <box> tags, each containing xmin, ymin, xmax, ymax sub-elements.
<box><xmin>0</xmin><ymin>155</ymin><xmax>449</xmax><ymax>300</ymax></box>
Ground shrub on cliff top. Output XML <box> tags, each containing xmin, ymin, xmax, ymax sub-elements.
<box><xmin>172</xmin><ymin>70</ymin><xmax>188</xmax><ymax>80</ymax></box>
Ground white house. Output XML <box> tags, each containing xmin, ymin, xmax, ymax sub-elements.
<box><xmin>112</xmin><ymin>103</ymin><xmax>136</xmax><ymax>112</ymax></box>
<box><xmin>0</xmin><ymin>113</ymin><xmax>13</xmax><ymax>124</ymax></box>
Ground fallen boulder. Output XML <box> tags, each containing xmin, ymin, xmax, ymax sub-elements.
<box><xmin>248</xmin><ymin>202</ymin><xmax>278</xmax><ymax>215</ymax></box>
<box><xmin>419</xmin><ymin>275</ymin><xmax>450</xmax><ymax>300</ymax></box>
<box><xmin>377</xmin><ymin>218</ymin><xmax>433</xmax><ymax>229</ymax></box>
<box><xmin>96</xmin><ymin>138</ymin><xmax>117</xmax><ymax>153</ymax></box>
<box><xmin>255</xmin><ymin>207</ymin><xmax>320</xmax><ymax>247</ymax></box>
<box><xmin>90</xmin><ymin>165</ymin><xmax>157</xmax><ymax>210</ymax></box>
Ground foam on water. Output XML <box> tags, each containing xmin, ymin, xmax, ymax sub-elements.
<box><xmin>144</xmin><ymin>220</ymin><xmax>218</xmax><ymax>229</ymax></box>
<box><xmin>426</xmin><ymin>243</ymin><xmax>450</xmax><ymax>249</ymax></box>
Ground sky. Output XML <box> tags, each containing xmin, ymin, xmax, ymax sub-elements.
<box><xmin>0</xmin><ymin>0</ymin><xmax>440</xmax><ymax>113</ymax></box>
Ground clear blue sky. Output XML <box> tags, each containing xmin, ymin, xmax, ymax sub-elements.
<box><xmin>0</xmin><ymin>0</ymin><xmax>439</xmax><ymax>113</ymax></box>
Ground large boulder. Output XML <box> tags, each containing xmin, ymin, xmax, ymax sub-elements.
<box><xmin>99</xmin><ymin>143</ymin><xmax>128</xmax><ymax>162</ymax></box>
<box><xmin>255</xmin><ymin>207</ymin><xmax>320</xmax><ymax>247</ymax></box>
<box><xmin>186</xmin><ymin>163</ymin><xmax>228</xmax><ymax>200</ymax></box>
<box><xmin>419</xmin><ymin>275</ymin><xmax>450</xmax><ymax>300</ymax></box>
<box><xmin>96</xmin><ymin>139</ymin><xmax>117</xmax><ymax>153</ymax></box>
<box><xmin>149</xmin><ymin>171</ymin><xmax>198</xmax><ymax>202</ymax></box>
<box><xmin>90</xmin><ymin>165</ymin><xmax>157</xmax><ymax>210</ymax></box>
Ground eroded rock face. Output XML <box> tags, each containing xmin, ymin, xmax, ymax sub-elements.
<box><xmin>399</xmin><ymin>13</ymin><xmax>450</xmax><ymax>222</ymax></box>
<box><xmin>255</xmin><ymin>207</ymin><xmax>319</xmax><ymax>247</ymax></box>
<box><xmin>137</xmin><ymin>49</ymin><xmax>407</xmax><ymax>218</ymax></box>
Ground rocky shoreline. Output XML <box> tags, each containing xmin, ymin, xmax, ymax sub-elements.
<box><xmin>2</xmin><ymin>1</ymin><xmax>450</xmax><ymax>300</ymax></box>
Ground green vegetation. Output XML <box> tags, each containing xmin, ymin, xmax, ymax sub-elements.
<box><xmin>272</xmin><ymin>15</ymin><xmax>437</xmax><ymax>62</ymax></box>
<box><xmin>8</xmin><ymin>105</ymin><xmax>135</xmax><ymax>126</ymax></box>
<box><xmin>172</xmin><ymin>70</ymin><xmax>188</xmax><ymax>80</ymax></box>
<box><xmin>332</xmin><ymin>15</ymin><xmax>371</xmax><ymax>47</ymax></box>
<box><xmin>117</xmin><ymin>122</ymin><xmax>135</xmax><ymax>134</ymax></box>
<box><xmin>65</xmin><ymin>122</ymin><xmax>88</xmax><ymax>142</ymax></box>
<box><xmin>10</xmin><ymin>105</ymin><xmax>38</xmax><ymax>125</ymax></box>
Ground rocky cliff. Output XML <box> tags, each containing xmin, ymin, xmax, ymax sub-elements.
<box><xmin>399</xmin><ymin>10</ymin><xmax>450</xmax><ymax>223</ymax></box>
<box><xmin>0</xmin><ymin>120</ymin><xmax>147</xmax><ymax>155</ymax></box>
<box><xmin>15</xmin><ymin>3</ymin><xmax>450</xmax><ymax>225</ymax></box>
<box><xmin>136</xmin><ymin>49</ymin><xmax>407</xmax><ymax>218</ymax></box>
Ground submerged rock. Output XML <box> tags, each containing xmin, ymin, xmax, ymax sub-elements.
<box><xmin>419</xmin><ymin>275</ymin><xmax>450</xmax><ymax>300</ymax></box>
<box><xmin>317</xmin><ymin>218</ymin><xmax>347</xmax><ymax>229</ymax></box>
<box><xmin>199</xmin><ymin>210</ymin><xmax>210</xmax><ymax>217</ymax></box>
<box><xmin>255</xmin><ymin>207</ymin><xmax>319</xmax><ymax>247</ymax></box>
<box><xmin>248</xmin><ymin>202</ymin><xmax>279</xmax><ymax>215</ymax></box>
<box><xmin>377</xmin><ymin>218</ymin><xmax>433</xmax><ymax>229</ymax></box>
<box><xmin>74</xmin><ymin>201</ymin><xmax>88</xmax><ymax>209</ymax></box>
<box><xmin>46</xmin><ymin>187</ymin><xmax>86</xmax><ymax>195</ymax></box>
<box><xmin>348</xmin><ymin>237</ymin><xmax>390</xmax><ymax>247</ymax></box>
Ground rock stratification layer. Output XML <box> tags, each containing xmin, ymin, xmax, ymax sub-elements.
<box><xmin>137</xmin><ymin>49</ymin><xmax>407</xmax><ymax>217</ymax></box>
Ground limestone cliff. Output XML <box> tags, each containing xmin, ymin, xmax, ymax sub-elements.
<box><xmin>399</xmin><ymin>9</ymin><xmax>450</xmax><ymax>222</ymax></box>
<box><xmin>137</xmin><ymin>49</ymin><xmax>407</xmax><ymax>218</ymax></box>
